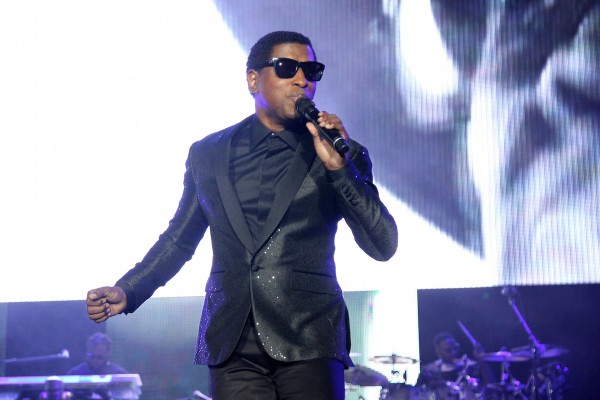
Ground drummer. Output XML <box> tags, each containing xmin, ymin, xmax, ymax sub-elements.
<box><xmin>416</xmin><ymin>332</ymin><xmax>494</xmax><ymax>391</ymax></box>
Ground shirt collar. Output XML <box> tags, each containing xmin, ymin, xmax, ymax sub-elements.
<box><xmin>249</xmin><ymin>116</ymin><xmax>303</xmax><ymax>151</ymax></box>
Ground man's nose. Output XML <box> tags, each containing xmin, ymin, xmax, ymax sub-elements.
<box><xmin>292</xmin><ymin>68</ymin><xmax>309</xmax><ymax>87</ymax></box>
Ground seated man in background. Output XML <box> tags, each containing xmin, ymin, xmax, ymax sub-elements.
<box><xmin>417</xmin><ymin>332</ymin><xmax>493</xmax><ymax>398</ymax></box>
<box><xmin>66</xmin><ymin>332</ymin><xmax>128</xmax><ymax>376</ymax></box>
<box><xmin>65</xmin><ymin>333</ymin><xmax>129</xmax><ymax>400</ymax></box>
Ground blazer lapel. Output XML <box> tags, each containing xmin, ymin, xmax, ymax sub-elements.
<box><xmin>214</xmin><ymin>120</ymin><xmax>255</xmax><ymax>253</ymax></box>
<box><xmin>255</xmin><ymin>132</ymin><xmax>316</xmax><ymax>250</ymax></box>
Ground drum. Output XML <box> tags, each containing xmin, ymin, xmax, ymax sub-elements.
<box><xmin>379</xmin><ymin>383</ymin><xmax>421</xmax><ymax>400</ymax></box>
<box><xmin>421</xmin><ymin>380</ymin><xmax>483</xmax><ymax>400</ymax></box>
<box><xmin>533</xmin><ymin>361</ymin><xmax>569</xmax><ymax>400</ymax></box>
<box><xmin>484</xmin><ymin>382</ymin><xmax>528</xmax><ymax>400</ymax></box>
<box><xmin>380</xmin><ymin>381</ymin><xmax>483</xmax><ymax>400</ymax></box>
<box><xmin>458</xmin><ymin>379</ymin><xmax>484</xmax><ymax>400</ymax></box>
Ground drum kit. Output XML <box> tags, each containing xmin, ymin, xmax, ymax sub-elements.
<box><xmin>345</xmin><ymin>345</ymin><xmax>568</xmax><ymax>400</ymax></box>
<box><xmin>478</xmin><ymin>343</ymin><xmax>569</xmax><ymax>400</ymax></box>
<box><xmin>345</xmin><ymin>353</ymin><xmax>481</xmax><ymax>400</ymax></box>
<box><xmin>345</xmin><ymin>288</ymin><xmax>569</xmax><ymax>400</ymax></box>
<box><xmin>344</xmin><ymin>355</ymin><xmax>422</xmax><ymax>400</ymax></box>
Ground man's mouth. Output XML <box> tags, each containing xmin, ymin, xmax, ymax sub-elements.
<box><xmin>290</xmin><ymin>94</ymin><xmax>305</xmax><ymax>103</ymax></box>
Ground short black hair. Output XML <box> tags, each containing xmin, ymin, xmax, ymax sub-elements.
<box><xmin>246</xmin><ymin>31</ymin><xmax>316</xmax><ymax>72</ymax></box>
<box><xmin>433</xmin><ymin>332</ymin><xmax>455</xmax><ymax>348</ymax></box>
<box><xmin>87</xmin><ymin>332</ymin><xmax>112</xmax><ymax>349</ymax></box>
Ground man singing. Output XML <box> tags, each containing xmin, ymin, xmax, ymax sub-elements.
<box><xmin>85</xmin><ymin>31</ymin><xmax>398</xmax><ymax>400</ymax></box>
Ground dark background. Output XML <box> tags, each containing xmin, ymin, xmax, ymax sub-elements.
<box><xmin>417</xmin><ymin>284</ymin><xmax>600</xmax><ymax>398</ymax></box>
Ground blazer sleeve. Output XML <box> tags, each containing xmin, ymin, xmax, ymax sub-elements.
<box><xmin>327</xmin><ymin>142</ymin><xmax>398</xmax><ymax>261</ymax></box>
<box><xmin>115</xmin><ymin>154</ymin><xmax>209</xmax><ymax>313</ymax></box>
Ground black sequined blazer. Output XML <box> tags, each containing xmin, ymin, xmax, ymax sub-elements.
<box><xmin>115</xmin><ymin>115</ymin><xmax>398</xmax><ymax>367</ymax></box>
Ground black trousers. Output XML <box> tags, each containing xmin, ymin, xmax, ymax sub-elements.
<box><xmin>209</xmin><ymin>320</ymin><xmax>345</xmax><ymax>400</ymax></box>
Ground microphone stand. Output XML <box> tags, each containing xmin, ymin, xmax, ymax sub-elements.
<box><xmin>503</xmin><ymin>287</ymin><xmax>541</xmax><ymax>400</ymax></box>
<box><xmin>3</xmin><ymin>350</ymin><xmax>69</xmax><ymax>364</ymax></box>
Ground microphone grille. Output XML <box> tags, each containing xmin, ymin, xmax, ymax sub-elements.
<box><xmin>295</xmin><ymin>97</ymin><xmax>314</xmax><ymax>114</ymax></box>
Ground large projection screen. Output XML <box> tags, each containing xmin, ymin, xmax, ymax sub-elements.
<box><xmin>1</xmin><ymin>0</ymin><xmax>599</xmax><ymax>393</ymax></box>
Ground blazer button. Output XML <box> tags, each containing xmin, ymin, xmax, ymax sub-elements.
<box><xmin>251</xmin><ymin>265</ymin><xmax>260</xmax><ymax>272</ymax></box>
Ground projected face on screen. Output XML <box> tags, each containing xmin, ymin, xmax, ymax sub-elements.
<box><xmin>215</xmin><ymin>0</ymin><xmax>600</xmax><ymax>287</ymax></box>
<box><xmin>383</xmin><ymin>0</ymin><xmax>600</xmax><ymax>285</ymax></box>
<box><xmin>2</xmin><ymin>0</ymin><xmax>599</xmax><ymax>299</ymax></box>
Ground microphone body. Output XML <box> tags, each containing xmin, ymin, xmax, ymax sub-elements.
<box><xmin>295</xmin><ymin>98</ymin><xmax>350</xmax><ymax>155</ymax></box>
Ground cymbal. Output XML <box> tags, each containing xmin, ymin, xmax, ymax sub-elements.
<box><xmin>369</xmin><ymin>354</ymin><xmax>419</xmax><ymax>364</ymax></box>
<box><xmin>478</xmin><ymin>350</ymin><xmax>532</xmax><ymax>362</ymax></box>
<box><xmin>510</xmin><ymin>344</ymin><xmax>569</xmax><ymax>359</ymax></box>
<box><xmin>344</xmin><ymin>365</ymin><xmax>389</xmax><ymax>387</ymax></box>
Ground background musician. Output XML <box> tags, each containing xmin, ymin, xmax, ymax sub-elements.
<box><xmin>66</xmin><ymin>332</ymin><xmax>128</xmax><ymax>376</ymax></box>
<box><xmin>416</xmin><ymin>332</ymin><xmax>493</xmax><ymax>397</ymax></box>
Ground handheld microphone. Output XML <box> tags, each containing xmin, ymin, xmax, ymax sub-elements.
<box><xmin>295</xmin><ymin>98</ymin><xmax>350</xmax><ymax>156</ymax></box>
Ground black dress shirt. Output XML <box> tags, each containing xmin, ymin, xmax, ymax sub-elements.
<box><xmin>229</xmin><ymin>116</ymin><xmax>302</xmax><ymax>243</ymax></box>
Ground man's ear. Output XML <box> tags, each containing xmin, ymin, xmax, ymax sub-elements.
<box><xmin>247</xmin><ymin>69</ymin><xmax>258</xmax><ymax>94</ymax></box>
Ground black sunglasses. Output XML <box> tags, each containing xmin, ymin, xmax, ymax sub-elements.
<box><xmin>256</xmin><ymin>58</ymin><xmax>325</xmax><ymax>82</ymax></box>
